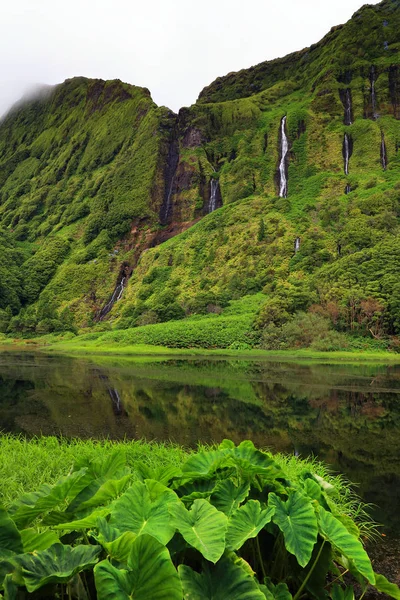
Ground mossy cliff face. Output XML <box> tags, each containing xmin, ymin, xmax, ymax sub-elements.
<box><xmin>1</xmin><ymin>0</ymin><xmax>400</xmax><ymax>337</ymax></box>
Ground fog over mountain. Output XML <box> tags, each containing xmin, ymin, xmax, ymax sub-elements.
<box><xmin>0</xmin><ymin>0</ymin><xmax>380</xmax><ymax>116</ymax></box>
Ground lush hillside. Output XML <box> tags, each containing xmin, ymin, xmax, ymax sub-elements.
<box><xmin>1</xmin><ymin>0</ymin><xmax>400</xmax><ymax>350</ymax></box>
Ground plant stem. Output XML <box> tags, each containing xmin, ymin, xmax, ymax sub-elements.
<box><xmin>325</xmin><ymin>569</ymin><xmax>349</xmax><ymax>589</ymax></box>
<box><xmin>68</xmin><ymin>582</ymin><xmax>72</xmax><ymax>600</ymax></box>
<box><xmin>82</xmin><ymin>530</ymin><xmax>90</xmax><ymax>545</ymax></box>
<box><xmin>293</xmin><ymin>541</ymin><xmax>326</xmax><ymax>600</ymax></box>
<box><xmin>256</xmin><ymin>535</ymin><xmax>267</xmax><ymax>581</ymax></box>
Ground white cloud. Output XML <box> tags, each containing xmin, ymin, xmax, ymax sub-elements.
<box><xmin>0</xmin><ymin>0</ymin><xmax>381</xmax><ymax>116</ymax></box>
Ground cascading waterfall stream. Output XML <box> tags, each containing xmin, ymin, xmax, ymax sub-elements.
<box><xmin>345</xmin><ymin>184</ymin><xmax>352</xmax><ymax>195</ymax></box>
<box><xmin>209</xmin><ymin>179</ymin><xmax>219</xmax><ymax>213</ymax></box>
<box><xmin>294</xmin><ymin>237</ymin><xmax>301</xmax><ymax>253</ymax></box>
<box><xmin>343</xmin><ymin>133</ymin><xmax>351</xmax><ymax>175</ymax></box>
<box><xmin>340</xmin><ymin>88</ymin><xmax>353</xmax><ymax>125</ymax></box>
<box><xmin>98</xmin><ymin>275</ymin><xmax>126</xmax><ymax>320</ymax></box>
<box><xmin>381</xmin><ymin>132</ymin><xmax>387</xmax><ymax>170</ymax></box>
<box><xmin>279</xmin><ymin>116</ymin><xmax>289</xmax><ymax>198</ymax></box>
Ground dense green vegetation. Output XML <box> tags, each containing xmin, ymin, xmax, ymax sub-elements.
<box><xmin>0</xmin><ymin>0</ymin><xmax>400</xmax><ymax>352</ymax></box>
<box><xmin>1</xmin><ymin>437</ymin><xmax>398</xmax><ymax>599</ymax></box>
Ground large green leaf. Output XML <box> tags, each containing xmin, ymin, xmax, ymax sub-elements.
<box><xmin>54</xmin><ymin>507</ymin><xmax>111</xmax><ymax>531</ymax></box>
<box><xmin>0</xmin><ymin>509</ymin><xmax>22</xmax><ymax>558</ymax></box>
<box><xmin>181</xmin><ymin>449</ymin><xmax>229</xmax><ymax>477</ymax></box>
<box><xmin>210</xmin><ymin>480</ymin><xmax>250</xmax><ymax>516</ymax></box>
<box><xmin>175</xmin><ymin>478</ymin><xmax>216</xmax><ymax>503</ymax></box>
<box><xmin>71</xmin><ymin>475</ymin><xmax>132</xmax><ymax>514</ymax></box>
<box><xmin>13</xmin><ymin>543</ymin><xmax>101</xmax><ymax>592</ymax></box>
<box><xmin>10</xmin><ymin>469</ymin><xmax>91</xmax><ymax>528</ymax></box>
<box><xmin>94</xmin><ymin>534</ymin><xmax>182</xmax><ymax>600</ymax></box>
<box><xmin>20</xmin><ymin>529</ymin><xmax>59</xmax><ymax>552</ymax></box>
<box><xmin>179</xmin><ymin>558</ymin><xmax>266</xmax><ymax>599</ymax></box>
<box><xmin>269</xmin><ymin>491</ymin><xmax>318</xmax><ymax>567</ymax></box>
<box><xmin>109</xmin><ymin>480</ymin><xmax>178</xmax><ymax>545</ymax></box>
<box><xmin>169</xmin><ymin>499</ymin><xmax>227</xmax><ymax>563</ymax></box>
<box><xmin>226</xmin><ymin>500</ymin><xmax>274</xmax><ymax>550</ymax></box>
<box><xmin>230</xmin><ymin>441</ymin><xmax>284</xmax><ymax>480</ymax></box>
<box><xmin>317</xmin><ymin>507</ymin><xmax>375</xmax><ymax>584</ymax></box>
<box><xmin>374</xmin><ymin>573</ymin><xmax>400</xmax><ymax>599</ymax></box>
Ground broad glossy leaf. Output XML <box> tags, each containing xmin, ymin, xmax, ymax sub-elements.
<box><xmin>231</xmin><ymin>441</ymin><xmax>284</xmax><ymax>479</ymax></box>
<box><xmin>317</xmin><ymin>507</ymin><xmax>375</xmax><ymax>584</ymax></box>
<box><xmin>10</xmin><ymin>469</ymin><xmax>91</xmax><ymax>528</ymax></box>
<box><xmin>54</xmin><ymin>508</ymin><xmax>111</xmax><ymax>531</ymax></box>
<box><xmin>269</xmin><ymin>491</ymin><xmax>318</xmax><ymax>567</ymax></box>
<box><xmin>72</xmin><ymin>474</ymin><xmax>132</xmax><ymax>513</ymax></box>
<box><xmin>179</xmin><ymin>558</ymin><xmax>266</xmax><ymax>599</ymax></box>
<box><xmin>136</xmin><ymin>464</ymin><xmax>181</xmax><ymax>486</ymax></box>
<box><xmin>226</xmin><ymin>500</ymin><xmax>274</xmax><ymax>550</ymax></box>
<box><xmin>94</xmin><ymin>534</ymin><xmax>182</xmax><ymax>600</ymax></box>
<box><xmin>210</xmin><ymin>480</ymin><xmax>250</xmax><ymax>516</ymax></box>
<box><xmin>0</xmin><ymin>508</ymin><xmax>22</xmax><ymax>558</ymax></box>
<box><xmin>181</xmin><ymin>449</ymin><xmax>229</xmax><ymax>477</ymax></box>
<box><xmin>109</xmin><ymin>480</ymin><xmax>178</xmax><ymax>545</ymax></box>
<box><xmin>96</xmin><ymin>520</ymin><xmax>136</xmax><ymax>563</ymax></box>
<box><xmin>14</xmin><ymin>543</ymin><xmax>101</xmax><ymax>592</ymax></box>
<box><xmin>20</xmin><ymin>528</ymin><xmax>59</xmax><ymax>552</ymax></box>
<box><xmin>169</xmin><ymin>499</ymin><xmax>227</xmax><ymax>563</ymax></box>
<box><xmin>175</xmin><ymin>478</ymin><xmax>216</xmax><ymax>502</ymax></box>
<box><xmin>374</xmin><ymin>573</ymin><xmax>400</xmax><ymax>599</ymax></box>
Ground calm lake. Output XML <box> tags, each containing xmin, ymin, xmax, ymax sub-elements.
<box><xmin>1</xmin><ymin>350</ymin><xmax>399</xmax><ymax>543</ymax></box>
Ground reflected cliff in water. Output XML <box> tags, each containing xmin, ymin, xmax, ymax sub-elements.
<box><xmin>0</xmin><ymin>351</ymin><xmax>399</xmax><ymax>534</ymax></box>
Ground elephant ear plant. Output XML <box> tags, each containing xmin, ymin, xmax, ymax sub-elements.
<box><xmin>0</xmin><ymin>440</ymin><xmax>398</xmax><ymax>599</ymax></box>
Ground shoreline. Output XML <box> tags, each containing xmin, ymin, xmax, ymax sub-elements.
<box><xmin>2</xmin><ymin>339</ymin><xmax>400</xmax><ymax>364</ymax></box>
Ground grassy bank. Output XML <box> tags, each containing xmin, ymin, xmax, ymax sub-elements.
<box><xmin>0</xmin><ymin>435</ymin><xmax>358</xmax><ymax>514</ymax></box>
<box><xmin>6</xmin><ymin>336</ymin><xmax>400</xmax><ymax>364</ymax></box>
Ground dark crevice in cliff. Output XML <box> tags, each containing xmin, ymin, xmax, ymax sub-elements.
<box><xmin>159</xmin><ymin>116</ymin><xmax>179</xmax><ymax>225</ymax></box>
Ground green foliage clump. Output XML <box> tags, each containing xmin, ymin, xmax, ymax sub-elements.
<box><xmin>0</xmin><ymin>439</ymin><xmax>396</xmax><ymax>599</ymax></box>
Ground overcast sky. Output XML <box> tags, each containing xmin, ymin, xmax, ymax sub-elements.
<box><xmin>1</xmin><ymin>0</ymin><xmax>380</xmax><ymax>116</ymax></box>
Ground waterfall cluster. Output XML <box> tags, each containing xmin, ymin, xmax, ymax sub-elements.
<box><xmin>209</xmin><ymin>179</ymin><xmax>219</xmax><ymax>213</ymax></box>
<box><xmin>279</xmin><ymin>116</ymin><xmax>289</xmax><ymax>198</ymax></box>
<box><xmin>381</xmin><ymin>132</ymin><xmax>387</xmax><ymax>170</ymax></box>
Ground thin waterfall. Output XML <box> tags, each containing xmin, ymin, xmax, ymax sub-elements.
<box><xmin>340</xmin><ymin>88</ymin><xmax>353</xmax><ymax>125</ymax></box>
<box><xmin>370</xmin><ymin>66</ymin><xmax>377</xmax><ymax>120</ymax></box>
<box><xmin>381</xmin><ymin>132</ymin><xmax>387</xmax><ymax>170</ymax></box>
<box><xmin>279</xmin><ymin>116</ymin><xmax>289</xmax><ymax>198</ymax></box>
<box><xmin>98</xmin><ymin>275</ymin><xmax>126</xmax><ymax>320</ymax></box>
<box><xmin>343</xmin><ymin>133</ymin><xmax>351</xmax><ymax>175</ymax></box>
<box><xmin>345</xmin><ymin>184</ymin><xmax>352</xmax><ymax>195</ymax></box>
<box><xmin>209</xmin><ymin>179</ymin><xmax>219</xmax><ymax>213</ymax></box>
<box><xmin>294</xmin><ymin>237</ymin><xmax>301</xmax><ymax>253</ymax></box>
<box><xmin>108</xmin><ymin>387</ymin><xmax>123</xmax><ymax>415</ymax></box>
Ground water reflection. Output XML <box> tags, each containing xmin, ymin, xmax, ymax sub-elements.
<box><xmin>0</xmin><ymin>351</ymin><xmax>399</xmax><ymax>534</ymax></box>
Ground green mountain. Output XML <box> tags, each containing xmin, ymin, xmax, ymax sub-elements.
<box><xmin>1</xmin><ymin>0</ymin><xmax>400</xmax><ymax>349</ymax></box>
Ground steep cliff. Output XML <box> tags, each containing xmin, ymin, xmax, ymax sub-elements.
<box><xmin>1</xmin><ymin>0</ymin><xmax>400</xmax><ymax>343</ymax></box>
